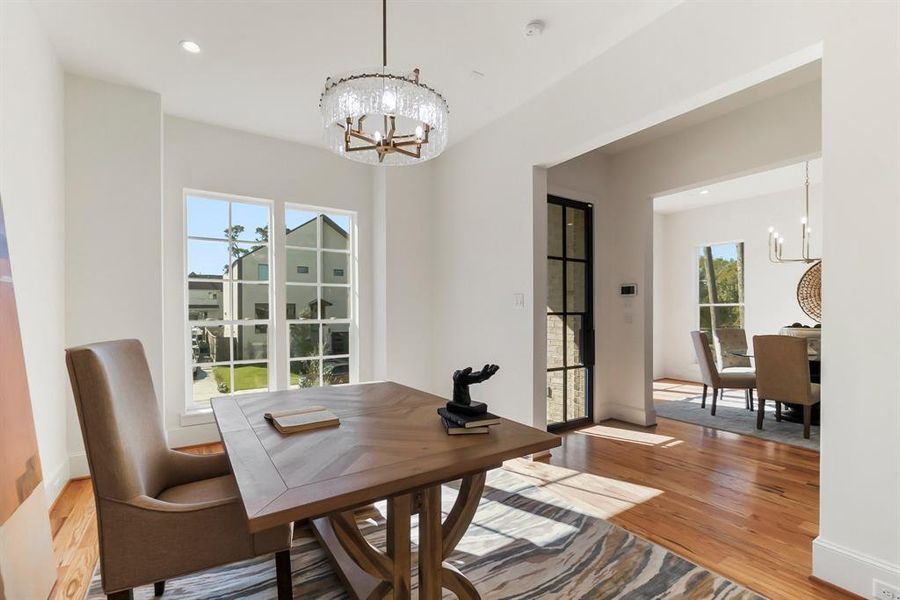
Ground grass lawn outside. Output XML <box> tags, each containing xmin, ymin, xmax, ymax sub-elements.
<box><xmin>213</xmin><ymin>364</ymin><xmax>299</xmax><ymax>392</ymax></box>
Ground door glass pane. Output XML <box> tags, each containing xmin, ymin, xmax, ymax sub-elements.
<box><xmin>567</xmin><ymin>368</ymin><xmax>587</xmax><ymax>420</ymax></box>
<box><xmin>546</xmin><ymin>315</ymin><xmax>564</xmax><ymax>368</ymax></box>
<box><xmin>547</xmin><ymin>259</ymin><xmax>563</xmax><ymax>312</ymax></box>
<box><xmin>547</xmin><ymin>371</ymin><xmax>564</xmax><ymax>425</ymax></box>
<box><xmin>232</xmin><ymin>362</ymin><xmax>268</xmax><ymax>394</ymax></box>
<box><xmin>289</xmin><ymin>324</ymin><xmax>320</xmax><ymax>358</ymax></box>
<box><xmin>548</xmin><ymin>204</ymin><xmax>563</xmax><ymax>256</ymax></box>
<box><xmin>566</xmin><ymin>262</ymin><xmax>585</xmax><ymax>313</ymax></box>
<box><xmin>287</xmin><ymin>249</ymin><xmax>317</xmax><ymax>283</ymax></box>
<box><xmin>566</xmin><ymin>315</ymin><xmax>584</xmax><ymax>367</ymax></box>
<box><xmin>565</xmin><ymin>207</ymin><xmax>586</xmax><ymax>259</ymax></box>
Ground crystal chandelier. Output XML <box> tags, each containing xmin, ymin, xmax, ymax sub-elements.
<box><xmin>768</xmin><ymin>161</ymin><xmax>821</xmax><ymax>263</ymax></box>
<box><xmin>319</xmin><ymin>0</ymin><xmax>449</xmax><ymax>166</ymax></box>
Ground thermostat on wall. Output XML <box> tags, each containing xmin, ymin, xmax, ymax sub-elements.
<box><xmin>620</xmin><ymin>283</ymin><xmax>637</xmax><ymax>296</ymax></box>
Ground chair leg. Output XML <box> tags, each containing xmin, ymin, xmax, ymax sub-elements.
<box><xmin>803</xmin><ymin>405</ymin><xmax>812</xmax><ymax>439</ymax></box>
<box><xmin>154</xmin><ymin>581</ymin><xmax>165</xmax><ymax>597</ymax></box>
<box><xmin>775</xmin><ymin>402</ymin><xmax>782</xmax><ymax>422</ymax></box>
<box><xmin>756</xmin><ymin>399</ymin><xmax>765</xmax><ymax>429</ymax></box>
<box><xmin>749</xmin><ymin>389</ymin><xmax>754</xmax><ymax>411</ymax></box>
<box><xmin>108</xmin><ymin>591</ymin><xmax>133</xmax><ymax>600</ymax></box>
<box><xmin>275</xmin><ymin>549</ymin><xmax>293</xmax><ymax>600</ymax></box>
<box><xmin>711</xmin><ymin>388</ymin><xmax>718</xmax><ymax>416</ymax></box>
<box><xmin>744</xmin><ymin>389</ymin><xmax>750</xmax><ymax>410</ymax></box>
<box><xmin>701</xmin><ymin>384</ymin><xmax>708</xmax><ymax>408</ymax></box>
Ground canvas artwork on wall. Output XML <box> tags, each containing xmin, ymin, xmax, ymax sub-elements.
<box><xmin>0</xmin><ymin>195</ymin><xmax>56</xmax><ymax>599</ymax></box>
<box><xmin>0</xmin><ymin>196</ymin><xmax>43</xmax><ymax>526</ymax></box>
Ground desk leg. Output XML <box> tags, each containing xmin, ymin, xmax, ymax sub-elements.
<box><xmin>311</xmin><ymin>493</ymin><xmax>412</xmax><ymax>600</ymax></box>
<box><xmin>419</xmin><ymin>472</ymin><xmax>486</xmax><ymax>600</ymax></box>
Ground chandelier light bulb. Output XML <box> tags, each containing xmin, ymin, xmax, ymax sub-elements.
<box><xmin>801</xmin><ymin>216</ymin><xmax>808</xmax><ymax>224</ymax></box>
<box><xmin>768</xmin><ymin>226</ymin><xmax>775</xmax><ymax>234</ymax></box>
<box><xmin>415</xmin><ymin>125</ymin><xmax>424</xmax><ymax>140</ymax></box>
<box><xmin>382</xmin><ymin>90</ymin><xmax>396</xmax><ymax>113</ymax></box>
<box><xmin>374</xmin><ymin>130</ymin><xmax>383</xmax><ymax>143</ymax></box>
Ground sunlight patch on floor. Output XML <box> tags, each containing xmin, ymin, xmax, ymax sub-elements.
<box><xmin>505</xmin><ymin>459</ymin><xmax>663</xmax><ymax>520</ymax></box>
<box><xmin>576</xmin><ymin>424</ymin><xmax>676</xmax><ymax>446</ymax></box>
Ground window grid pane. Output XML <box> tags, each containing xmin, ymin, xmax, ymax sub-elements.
<box><xmin>284</xmin><ymin>207</ymin><xmax>353</xmax><ymax>389</ymax></box>
<box><xmin>187</xmin><ymin>195</ymin><xmax>273</xmax><ymax>409</ymax></box>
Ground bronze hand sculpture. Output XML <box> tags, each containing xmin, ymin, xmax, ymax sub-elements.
<box><xmin>451</xmin><ymin>364</ymin><xmax>500</xmax><ymax>412</ymax></box>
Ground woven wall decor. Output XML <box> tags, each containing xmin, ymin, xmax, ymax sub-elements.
<box><xmin>797</xmin><ymin>261</ymin><xmax>822</xmax><ymax>322</ymax></box>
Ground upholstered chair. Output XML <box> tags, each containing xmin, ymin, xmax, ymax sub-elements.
<box><xmin>66</xmin><ymin>340</ymin><xmax>294</xmax><ymax>600</ymax></box>
<box><xmin>690</xmin><ymin>331</ymin><xmax>756</xmax><ymax>415</ymax></box>
<box><xmin>753</xmin><ymin>335</ymin><xmax>821</xmax><ymax>439</ymax></box>
<box><xmin>713</xmin><ymin>328</ymin><xmax>753</xmax><ymax>370</ymax></box>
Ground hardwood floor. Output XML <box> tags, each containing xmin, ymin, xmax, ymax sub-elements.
<box><xmin>48</xmin><ymin>389</ymin><xmax>856</xmax><ymax>600</ymax></box>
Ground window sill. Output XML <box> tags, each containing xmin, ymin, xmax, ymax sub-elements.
<box><xmin>180</xmin><ymin>408</ymin><xmax>215</xmax><ymax>427</ymax></box>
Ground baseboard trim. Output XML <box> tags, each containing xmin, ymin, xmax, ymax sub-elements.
<box><xmin>166</xmin><ymin>422</ymin><xmax>222</xmax><ymax>449</ymax></box>
<box><xmin>813</xmin><ymin>536</ymin><xmax>900</xmax><ymax>598</ymax></box>
<box><xmin>43</xmin><ymin>460</ymin><xmax>70</xmax><ymax>505</ymax></box>
<box><xmin>598</xmin><ymin>403</ymin><xmax>656</xmax><ymax>427</ymax></box>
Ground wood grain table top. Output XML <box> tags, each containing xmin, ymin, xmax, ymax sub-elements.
<box><xmin>212</xmin><ymin>381</ymin><xmax>560</xmax><ymax>532</ymax></box>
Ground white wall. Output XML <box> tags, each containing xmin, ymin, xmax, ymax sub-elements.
<box><xmin>374</xmin><ymin>165</ymin><xmax>436</xmax><ymax>392</ymax></box>
<box><xmin>0</xmin><ymin>0</ymin><xmax>69</xmax><ymax>504</ymax></box>
<box><xmin>655</xmin><ymin>185</ymin><xmax>823</xmax><ymax>381</ymax></box>
<box><xmin>162</xmin><ymin>116</ymin><xmax>374</xmax><ymax>446</ymax></box>
<box><xmin>65</xmin><ymin>75</ymin><xmax>164</xmax><ymax>474</ymax></box>
<box><xmin>430</xmin><ymin>2</ymin><xmax>899</xmax><ymax>595</ymax></box>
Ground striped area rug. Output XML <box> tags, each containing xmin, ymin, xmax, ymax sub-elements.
<box><xmin>88</xmin><ymin>469</ymin><xmax>762</xmax><ymax>599</ymax></box>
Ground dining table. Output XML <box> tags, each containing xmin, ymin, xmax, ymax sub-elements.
<box><xmin>211</xmin><ymin>380</ymin><xmax>560</xmax><ymax>599</ymax></box>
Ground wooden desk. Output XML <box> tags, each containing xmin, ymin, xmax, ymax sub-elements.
<box><xmin>212</xmin><ymin>381</ymin><xmax>560</xmax><ymax>600</ymax></box>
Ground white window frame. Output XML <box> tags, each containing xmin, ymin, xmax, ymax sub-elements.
<box><xmin>183</xmin><ymin>190</ymin><xmax>359</xmax><ymax>414</ymax></box>
<box><xmin>184</xmin><ymin>189</ymin><xmax>274</xmax><ymax>412</ymax></box>
<box><xmin>695</xmin><ymin>240</ymin><xmax>747</xmax><ymax>333</ymax></box>
<box><xmin>283</xmin><ymin>203</ymin><xmax>356</xmax><ymax>388</ymax></box>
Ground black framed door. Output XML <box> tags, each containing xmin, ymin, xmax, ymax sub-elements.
<box><xmin>546</xmin><ymin>196</ymin><xmax>594</xmax><ymax>431</ymax></box>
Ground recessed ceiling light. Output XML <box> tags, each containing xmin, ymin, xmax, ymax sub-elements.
<box><xmin>699</xmin><ymin>189</ymin><xmax>710</xmax><ymax>195</ymax></box>
<box><xmin>180</xmin><ymin>40</ymin><xmax>201</xmax><ymax>54</ymax></box>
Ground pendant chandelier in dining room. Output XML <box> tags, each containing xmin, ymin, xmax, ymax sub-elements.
<box><xmin>767</xmin><ymin>161</ymin><xmax>821</xmax><ymax>263</ymax></box>
<box><xmin>319</xmin><ymin>0</ymin><xmax>449</xmax><ymax>165</ymax></box>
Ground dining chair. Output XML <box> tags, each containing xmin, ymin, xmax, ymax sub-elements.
<box><xmin>752</xmin><ymin>335</ymin><xmax>821</xmax><ymax>439</ymax></box>
<box><xmin>690</xmin><ymin>331</ymin><xmax>756</xmax><ymax>416</ymax></box>
<box><xmin>66</xmin><ymin>339</ymin><xmax>294</xmax><ymax>600</ymax></box>
<box><xmin>713</xmin><ymin>328</ymin><xmax>755</xmax><ymax>409</ymax></box>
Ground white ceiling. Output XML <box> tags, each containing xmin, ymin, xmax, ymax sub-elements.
<box><xmin>653</xmin><ymin>158</ymin><xmax>823</xmax><ymax>214</ymax></box>
<box><xmin>33</xmin><ymin>0</ymin><xmax>677</xmax><ymax>147</ymax></box>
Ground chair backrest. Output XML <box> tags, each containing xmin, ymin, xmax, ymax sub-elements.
<box><xmin>752</xmin><ymin>335</ymin><xmax>812</xmax><ymax>404</ymax></box>
<box><xmin>66</xmin><ymin>339</ymin><xmax>170</xmax><ymax>501</ymax></box>
<box><xmin>714</xmin><ymin>328</ymin><xmax>752</xmax><ymax>369</ymax></box>
<box><xmin>690</xmin><ymin>331</ymin><xmax>719</xmax><ymax>387</ymax></box>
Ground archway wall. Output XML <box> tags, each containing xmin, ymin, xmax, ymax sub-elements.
<box><xmin>429</xmin><ymin>2</ymin><xmax>900</xmax><ymax>596</ymax></box>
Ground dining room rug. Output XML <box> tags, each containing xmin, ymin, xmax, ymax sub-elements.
<box><xmin>87</xmin><ymin>469</ymin><xmax>763</xmax><ymax>599</ymax></box>
<box><xmin>655</xmin><ymin>389</ymin><xmax>819</xmax><ymax>451</ymax></box>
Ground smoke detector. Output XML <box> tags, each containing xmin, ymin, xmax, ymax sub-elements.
<box><xmin>524</xmin><ymin>20</ymin><xmax>545</xmax><ymax>37</ymax></box>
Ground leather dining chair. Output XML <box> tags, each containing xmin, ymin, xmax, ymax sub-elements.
<box><xmin>753</xmin><ymin>334</ymin><xmax>821</xmax><ymax>439</ymax></box>
<box><xmin>66</xmin><ymin>339</ymin><xmax>294</xmax><ymax>600</ymax></box>
<box><xmin>690</xmin><ymin>331</ymin><xmax>756</xmax><ymax>416</ymax></box>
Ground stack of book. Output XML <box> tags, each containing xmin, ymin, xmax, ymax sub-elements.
<box><xmin>437</xmin><ymin>406</ymin><xmax>501</xmax><ymax>435</ymax></box>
